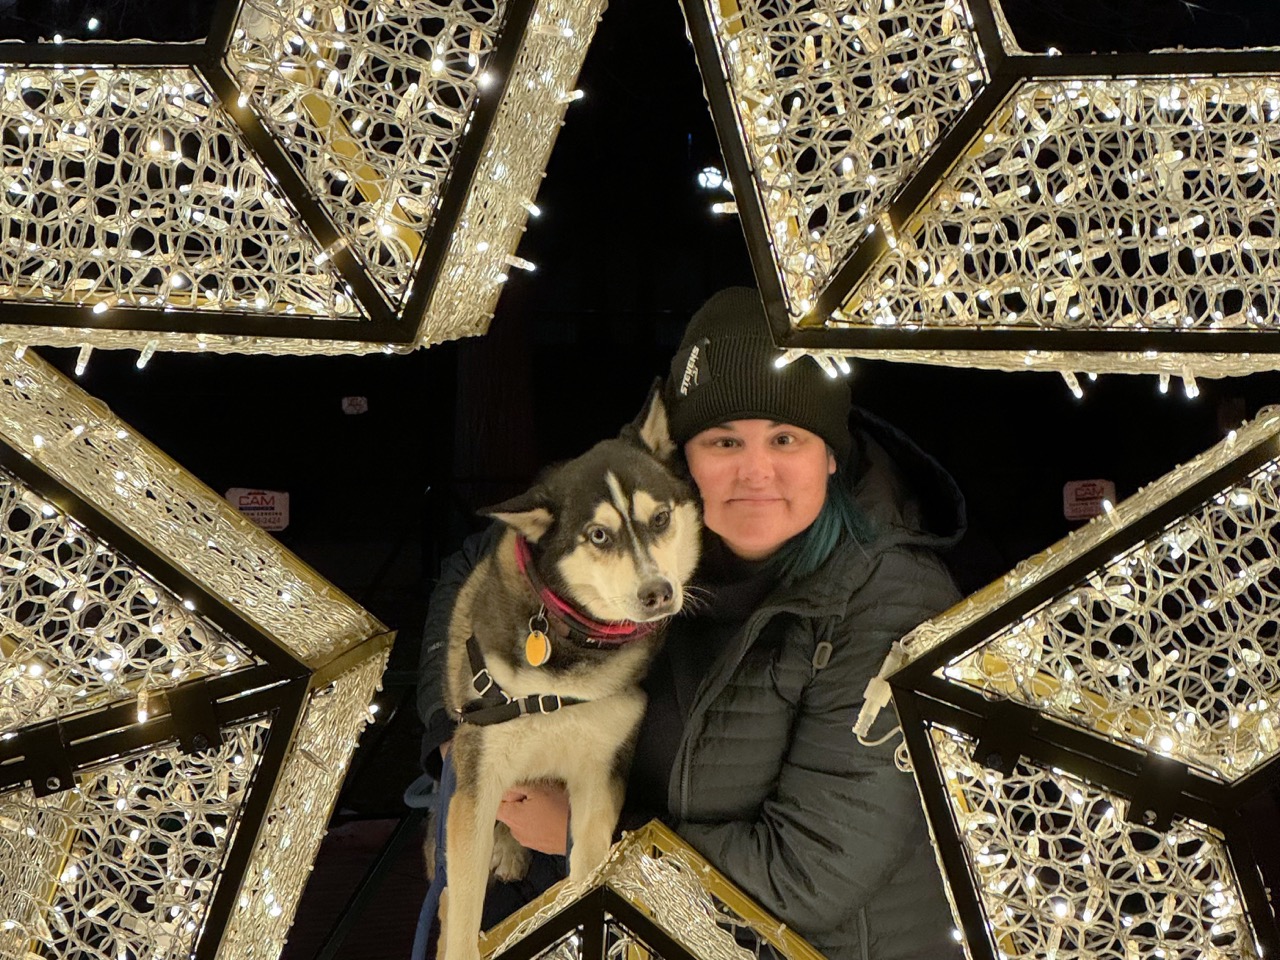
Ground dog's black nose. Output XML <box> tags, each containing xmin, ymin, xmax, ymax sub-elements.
<box><xmin>639</xmin><ymin>578</ymin><xmax>674</xmax><ymax>611</ymax></box>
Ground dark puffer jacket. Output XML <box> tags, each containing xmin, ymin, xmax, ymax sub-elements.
<box><xmin>661</xmin><ymin>409</ymin><xmax>966</xmax><ymax>960</ymax></box>
<box><xmin>416</xmin><ymin>410</ymin><xmax>966</xmax><ymax>960</ymax></box>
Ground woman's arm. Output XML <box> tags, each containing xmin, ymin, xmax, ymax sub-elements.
<box><xmin>676</xmin><ymin>548</ymin><xmax>959</xmax><ymax>935</ymax></box>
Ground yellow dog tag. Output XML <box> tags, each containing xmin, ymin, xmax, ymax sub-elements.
<box><xmin>525</xmin><ymin>630</ymin><xmax>551</xmax><ymax>667</ymax></box>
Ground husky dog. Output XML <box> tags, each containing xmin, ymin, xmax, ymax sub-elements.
<box><xmin>441</xmin><ymin>389</ymin><xmax>701</xmax><ymax>960</ymax></box>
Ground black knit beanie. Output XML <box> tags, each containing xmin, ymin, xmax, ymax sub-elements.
<box><xmin>665</xmin><ymin>287</ymin><xmax>852</xmax><ymax>464</ymax></box>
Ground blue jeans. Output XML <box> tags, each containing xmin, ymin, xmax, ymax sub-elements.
<box><xmin>410</xmin><ymin>755</ymin><xmax>566</xmax><ymax>960</ymax></box>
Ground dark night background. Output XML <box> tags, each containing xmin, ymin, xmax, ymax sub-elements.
<box><xmin>4</xmin><ymin>0</ymin><xmax>1280</xmax><ymax>956</ymax></box>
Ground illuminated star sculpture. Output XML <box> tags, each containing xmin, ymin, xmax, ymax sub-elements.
<box><xmin>682</xmin><ymin>0</ymin><xmax>1280</xmax><ymax>377</ymax></box>
<box><xmin>890</xmin><ymin>408</ymin><xmax>1280</xmax><ymax>960</ymax></box>
<box><xmin>0</xmin><ymin>344</ymin><xmax>393</xmax><ymax>960</ymax></box>
<box><xmin>0</xmin><ymin>0</ymin><xmax>602</xmax><ymax>357</ymax></box>
<box><xmin>478</xmin><ymin>821</ymin><xmax>825</xmax><ymax>960</ymax></box>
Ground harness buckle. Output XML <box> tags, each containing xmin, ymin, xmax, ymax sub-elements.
<box><xmin>536</xmin><ymin>693</ymin><xmax>562</xmax><ymax>713</ymax></box>
<box><xmin>472</xmin><ymin>670</ymin><xmax>495</xmax><ymax>697</ymax></box>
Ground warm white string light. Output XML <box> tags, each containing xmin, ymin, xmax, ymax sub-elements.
<box><xmin>896</xmin><ymin>407</ymin><xmax>1280</xmax><ymax>960</ymax></box>
<box><xmin>0</xmin><ymin>346</ymin><xmax>392</xmax><ymax>960</ymax></box>
<box><xmin>1061</xmin><ymin>371</ymin><xmax>1084</xmax><ymax>399</ymax></box>
<box><xmin>0</xmin><ymin>0</ymin><xmax>605</xmax><ymax>356</ymax></box>
<box><xmin>699</xmin><ymin>0</ymin><xmax>1280</xmax><ymax>376</ymax></box>
<box><xmin>1182</xmin><ymin>369</ymin><xmax>1200</xmax><ymax>398</ymax></box>
<box><xmin>696</xmin><ymin>166</ymin><xmax>725</xmax><ymax>189</ymax></box>
<box><xmin>484</xmin><ymin>823</ymin><xmax>809</xmax><ymax>960</ymax></box>
<box><xmin>925</xmin><ymin>729</ymin><xmax>1256</xmax><ymax>960</ymax></box>
<box><xmin>773</xmin><ymin>349</ymin><xmax>854</xmax><ymax>378</ymax></box>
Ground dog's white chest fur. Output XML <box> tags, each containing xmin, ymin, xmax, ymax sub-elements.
<box><xmin>470</xmin><ymin>691</ymin><xmax>646</xmax><ymax>786</ymax></box>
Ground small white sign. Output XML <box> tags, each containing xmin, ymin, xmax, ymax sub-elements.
<box><xmin>227</xmin><ymin>488</ymin><xmax>290</xmax><ymax>532</ymax></box>
<box><xmin>1063</xmin><ymin>479</ymin><xmax>1116</xmax><ymax>521</ymax></box>
<box><xmin>342</xmin><ymin>396</ymin><xmax>369</xmax><ymax>415</ymax></box>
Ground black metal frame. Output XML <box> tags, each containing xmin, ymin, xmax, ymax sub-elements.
<box><xmin>885</xmin><ymin>429</ymin><xmax>1280</xmax><ymax>960</ymax></box>
<box><xmin>679</xmin><ymin>0</ymin><xmax>1280</xmax><ymax>356</ymax></box>
<box><xmin>0</xmin><ymin>435</ymin><xmax>395</xmax><ymax>960</ymax></box>
<box><xmin>0</xmin><ymin>0</ymin><xmax>540</xmax><ymax>347</ymax></box>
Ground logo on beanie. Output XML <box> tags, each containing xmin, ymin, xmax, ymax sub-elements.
<box><xmin>678</xmin><ymin>339</ymin><xmax>710</xmax><ymax>397</ymax></box>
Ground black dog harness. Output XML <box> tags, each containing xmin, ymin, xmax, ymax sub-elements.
<box><xmin>457</xmin><ymin>636</ymin><xmax>587</xmax><ymax>726</ymax></box>
<box><xmin>456</xmin><ymin>536</ymin><xmax>663</xmax><ymax>727</ymax></box>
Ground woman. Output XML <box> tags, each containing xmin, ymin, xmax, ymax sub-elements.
<box><xmin>414</xmin><ymin>287</ymin><xmax>967</xmax><ymax>960</ymax></box>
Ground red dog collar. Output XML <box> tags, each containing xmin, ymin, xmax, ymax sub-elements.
<box><xmin>513</xmin><ymin>535</ymin><xmax>661</xmax><ymax>645</ymax></box>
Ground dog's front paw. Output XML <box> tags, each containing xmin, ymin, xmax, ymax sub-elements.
<box><xmin>491</xmin><ymin>826</ymin><xmax>532</xmax><ymax>882</ymax></box>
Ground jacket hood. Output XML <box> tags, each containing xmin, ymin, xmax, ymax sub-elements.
<box><xmin>849</xmin><ymin>406</ymin><xmax>966</xmax><ymax>553</ymax></box>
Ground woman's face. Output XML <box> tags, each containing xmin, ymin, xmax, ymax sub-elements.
<box><xmin>684</xmin><ymin>419</ymin><xmax>836</xmax><ymax>560</ymax></box>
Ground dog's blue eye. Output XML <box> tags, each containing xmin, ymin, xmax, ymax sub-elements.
<box><xmin>587</xmin><ymin>526</ymin><xmax>612</xmax><ymax>546</ymax></box>
<box><xmin>651</xmin><ymin>509</ymin><xmax>671</xmax><ymax>531</ymax></box>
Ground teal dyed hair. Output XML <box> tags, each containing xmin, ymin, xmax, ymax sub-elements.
<box><xmin>768</xmin><ymin>455</ymin><xmax>874</xmax><ymax>584</ymax></box>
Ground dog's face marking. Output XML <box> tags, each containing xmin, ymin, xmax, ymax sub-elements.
<box><xmin>589</xmin><ymin>500</ymin><xmax>623</xmax><ymax>537</ymax></box>
<box><xmin>542</xmin><ymin>453</ymin><xmax>699</xmax><ymax>624</ymax></box>
<box><xmin>605</xmin><ymin>472</ymin><xmax>632</xmax><ymax>533</ymax></box>
<box><xmin>631</xmin><ymin>491</ymin><xmax>664</xmax><ymax>525</ymax></box>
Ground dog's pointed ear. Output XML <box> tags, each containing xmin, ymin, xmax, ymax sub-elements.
<box><xmin>621</xmin><ymin>379</ymin><xmax>676</xmax><ymax>462</ymax></box>
<box><xmin>482</xmin><ymin>489</ymin><xmax>555</xmax><ymax>543</ymax></box>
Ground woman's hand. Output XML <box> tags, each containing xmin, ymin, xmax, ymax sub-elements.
<box><xmin>496</xmin><ymin>782</ymin><xmax>570</xmax><ymax>855</ymax></box>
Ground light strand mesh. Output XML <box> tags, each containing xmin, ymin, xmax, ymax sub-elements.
<box><xmin>0</xmin><ymin>324</ymin><xmax>394</xmax><ymax>357</ymax></box>
<box><xmin>0</xmin><ymin>66</ymin><xmax>359</xmax><ymax>319</ymax></box>
<box><xmin>926</xmin><ymin>726</ymin><xmax>1258</xmax><ymax>960</ymax></box>
<box><xmin>835</xmin><ymin>75</ymin><xmax>1280</xmax><ymax>376</ymax></box>
<box><xmin>945</xmin><ymin>461</ymin><xmax>1280</xmax><ymax>782</ymax></box>
<box><xmin>1</xmin><ymin>345</ymin><xmax>391</xmax><ymax>960</ymax></box>
<box><xmin>0</xmin><ymin>345</ymin><xmax>384</xmax><ymax>664</ymax></box>
<box><xmin>225</xmin><ymin>0</ymin><xmax>503</xmax><ymax>308</ymax></box>
<box><xmin>900</xmin><ymin>406</ymin><xmax>1280</xmax><ymax>782</ymax></box>
<box><xmin>1</xmin><ymin>462</ymin><xmax>255</xmax><ymax>736</ymax></box>
<box><xmin>827</xmin><ymin>346</ymin><xmax>1280</xmax><ymax>377</ymax></box>
<box><xmin>699</xmin><ymin>0</ymin><xmax>986</xmax><ymax>315</ymax></box>
<box><xmin>214</xmin><ymin>652</ymin><xmax>386</xmax><ymax>960</ymax></box>
<box><xmin>484</xmin><ymin>823</ymin><xmax>819</xmax><ymax>960</ymax></box>
<box><xmin>0</xmin><ymin>719</ymin><xmax>272</xmax><ymax>960</ymax></box>
<box><xmin>0</xmin><ymin>0</ymin><xmax>603</xmax><ymax>355</ymax></box>
<box><xmin>604</xmin><ymin>919</ymin><xmax>674</xmax><ymax>960</ymax></box>
<box><xmin>420</xmin><ymin>0</ymin><xmax>603</xmax><ymax>344</ymax></box>
<box><xmin>694</xmin><ymin>0</ymin><xmax>1280</xmax><ymax>374</ymax></box>
<box><xmin>522</xmin><ymin>930</ymin><xmax>579</xmax><ymax>960</ymax></box>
